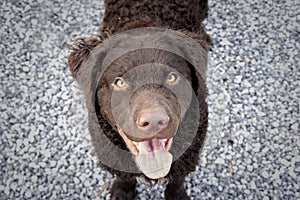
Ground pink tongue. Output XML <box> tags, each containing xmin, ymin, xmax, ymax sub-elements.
<box><xmin>135</xmin><ymin>139</ymin><xmax>173</xmax><ymax>179</ymax></box>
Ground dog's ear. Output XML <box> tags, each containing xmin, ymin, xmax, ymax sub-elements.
<box><xmin>175</xmin><ymin>29</ymin><xmax>210</xmax><ymax>99</ymax></box>
<box><xmin>178</xmin><ymin>29</ymin><xmax>211</xmax><ymax>52</ymax></box>
<box><xmin>67</xmin><ymin>37</ymin><xmax>102</xmax><ymax>79</ymax></box>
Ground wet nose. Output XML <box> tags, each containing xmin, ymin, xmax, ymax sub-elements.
<box><xmin>136</xmin><ymin>108</ymin><xmax>169</xmax><ymax>134</ymax></box>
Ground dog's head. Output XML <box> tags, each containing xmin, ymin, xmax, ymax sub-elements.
<box><xmin>98</xmin><ymin>49</ymin><xmax>194</xmax><ymax>179</ymax></box>
<box><xmin>68</xmin><ymin>28</ymin><xmax>209</xmax><ymax>179</ymax></box>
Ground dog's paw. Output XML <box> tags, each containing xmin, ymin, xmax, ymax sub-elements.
<box><xmin>111</xmin><ymin>188</ymin><xmax>136</xmax><ymax>200</ymax></box>
<box><xmin>110</xmin><ymin>177</ymin><xmax>136</xmax><ymax>200</ymax></box>
<box><xmin>165</xmin><ymin>190</ymin><xmax>189</xmax><ymax>200</ymax></box>
<box><xmin>165</xmin><ymin>182</ymin><xmax>190</xmax><ymax>200</ymax></box>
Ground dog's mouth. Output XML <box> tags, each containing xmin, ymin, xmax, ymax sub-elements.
<box><xmin>117</xmin><ymin>126</ymin><xmax>173</xmax><ymax>179</ymax></box>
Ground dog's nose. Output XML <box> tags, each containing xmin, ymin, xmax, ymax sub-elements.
<box><xmin>136</xmin><ymin>107</ymin><xmax>169</xmax><ymax>134</ymax></box>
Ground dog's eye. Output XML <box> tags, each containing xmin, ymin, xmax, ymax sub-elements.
<box><xmin>113</xmin><ymin>78</ymin><xmax>127</xmax><ymax>89</ymax></box>
<box><xmin>167</xmin><ymin>73</ymin><xmax>178</xmax><ymax>84</ymax></box>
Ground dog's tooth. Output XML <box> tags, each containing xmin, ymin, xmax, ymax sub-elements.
<box><xmin>132</xmin><ymin>141</ymin><xmax>138</xmax><ymax>146</ymax></box>
<box><xmin>132</xmin><ymin>141</ymin><xmax>141</xmax><ymax>151</ymax></box>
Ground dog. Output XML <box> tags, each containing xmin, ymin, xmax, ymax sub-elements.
<box><xmin>68</xmin><ymin>0</ymin><xmax>210</xmax><ymax>199</ymax></box>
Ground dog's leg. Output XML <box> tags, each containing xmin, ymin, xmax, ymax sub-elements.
<box><xmin>111</xmin><ymin>176</ymin><xmax>136</xmax><ymax>200</ymax></box>
<box><xmin>165</xmin><ymin>177</ymin><xmax>189</xmax><ymax>200</ymax></box>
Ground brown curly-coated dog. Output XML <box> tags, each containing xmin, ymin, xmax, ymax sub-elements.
<box><xmin>68</xmin><ymin>0</ymin><xmax>210</xmax><ymax>199</ymax></box>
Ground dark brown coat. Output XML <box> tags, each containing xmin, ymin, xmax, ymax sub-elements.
<box><xmin>68</xmin><ymin>1</ymin><xmax>210</xmax><ymax>199</ymax></box>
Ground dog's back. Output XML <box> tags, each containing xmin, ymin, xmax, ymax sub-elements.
<box><xmin>101</xmin><ymin>0</ymin><xmax>208</xmax><ymax>36</ymax></box>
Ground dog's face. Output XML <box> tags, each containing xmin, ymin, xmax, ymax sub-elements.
<box><xmin>68</xmin><ymin>27</ymin><xmax>208</xmax><ymax>179</ymax></box>
<box><xmin>97</xmin><ymin>49</ymin><xmax>194</xmax><ymax>179</ymax></box>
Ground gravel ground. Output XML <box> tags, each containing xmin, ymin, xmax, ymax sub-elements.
<box><xmin>1</xmin><ymin>0</ymin><xmax>299</xmax><ymax>199</ymax></box>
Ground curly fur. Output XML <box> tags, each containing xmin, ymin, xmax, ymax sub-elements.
<box><xmin>68</xmin><ymin>0</ymin><xmax>210</xmax><ymax>199</ymax></box>
<box><xmin>101</xmin><ymin>0</ymin><xmax>208</xmax><ymax>34</ymax></box>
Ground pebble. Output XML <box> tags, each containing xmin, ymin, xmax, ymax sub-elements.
<box><xmin>261</xmin><ymin>171</ymin><xmax>269</xmax><ymax>179</ymax></box>
<box><xmin>254</xmin><ymin>80</ymin><xmax>264</xmax><ymax>87</ymax></box>
<box><xmin>41</xmin><ymin>149</ymin><xmax>51</xmax><ymax>158</ymax></box>
<box><xmin>218</xmin><ymin>185</ymin><xmax>223</xmax><ymax>191</ymax></box>
<box><xmin>215</xmin><ymin>157</ymin><xmax>225</xmax><ymax>165</ymax></box>
<box><xmin>84</xmin><ymin>180</ymin><xmax>91</xmax><ymax>187</ymax></box>
<box><xmin>294</xmin><ymin>163</ymin><xmax>300</xmax><ymax>173</ymax></box>
<box><xmin>252</xmin><ymin>143</ymin><xmax>261</xmax><ymax>152</ymax></box>
<box><xmin>234</xmin><ymin>75</ymin><xmax>243</xmax><ymax>84</ymax></box>
<box><xmin>279</xmin><ymin>158</ymin><xmax>290</xmax><ymax>167</ymax></box>
<box><xmin>247</xmin><ymin>165</ymin><xmax>253</xmax><ymax>172</ymax></box>
<box><xmin>25</xmin><ymin>190</ymin><xmax>32</xmax><ymax>198</ymax></box>
<box><xmin>73</xmin><ymin>177</ymin><xmax>80</xmax><ymax>185</ymax></box>
<box><xmin>290</xmin><ymin>156</ymin><xmax>300</xmax><ymax>178</ymax></box>
<box><xmin>10</xmin><ymin>182</ymin><xmax>18</xmax><ymax>191</ymax></box>
<box><xmin>291</xmin><ymin>123</ymin><xmax>298</xmax><ymax>131</ymax></box>
<box><xmin>250</xmin><ymin>180</ymin><xmax>256</xmax><ymax>190</ymax></box>
<box><xmin>243</xmin><ymin>79</ymin><xmax>252</xmax><ymax>87</ymax></box>
<box><xmin>211</xmin><ymin>177</ymin><xmax>218</xmax><ymax>185</ymax></box>
<box><xmin>31</xmin><ymin>175</ymin><xmax>38</xmax><ymax>183</ymax></box>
